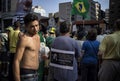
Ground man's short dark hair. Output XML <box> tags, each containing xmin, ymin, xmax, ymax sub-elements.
<box><xmin>60</xmin><ymin>22</ymin><xmax>70</xmax><ymax>33</ymax></box>
<box><xmin>86</xmin><ymin>28</ymin><xmax>97</xmax><ymax>41</ymax></box>
<box><xmin>24</xmin><ymin>13</ymin><xmax>39</xmax><ymax>26</ymax></box>
<box><xmin>14</xmin><ymin>21</ymin><xmax>21</xmax><ymax>28</ymax></box>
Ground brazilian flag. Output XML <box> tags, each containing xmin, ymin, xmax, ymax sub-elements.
<box><xmin>71</xmin><ymin>0</ymin><xmax>90</xmax><ymax>18</ymax></box>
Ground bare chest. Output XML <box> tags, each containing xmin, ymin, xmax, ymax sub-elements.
<box><xmin>26</xmin><ymin>37</ymin><xmax>40</xmax><ymax>52</ymax></box>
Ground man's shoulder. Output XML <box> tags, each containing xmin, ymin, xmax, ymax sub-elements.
<box><xmin>19</xmin><ymin>33</ymin><xmax>29</xmax><ymax>41</ymax></box>
<box><xmin>104</xmin><ymin>33</ymin><xmax>115</xmax><ymax>39</ymax></box>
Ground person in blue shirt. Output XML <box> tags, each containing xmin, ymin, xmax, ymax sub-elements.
<box><xmin>80</xmin><ymin>28</ymin><xmax>100</xmax><ymax>81</ymax></box>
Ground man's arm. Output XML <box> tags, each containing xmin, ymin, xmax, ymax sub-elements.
<box><xmin>0</xmin><ymin>38</ymin><xmax>2</xmax><ymax>50</ymax></box>
<box><xmin>97</xmin><ymin>36</ymin><xmax>107</xmax><ymax>66</ymax></box>
<box><xmin>13</xmin><ymin>36</ymin><xmax>26</xmax><ymax>81</ymax></box>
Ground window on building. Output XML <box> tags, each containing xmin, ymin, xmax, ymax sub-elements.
<box><xmin>117</xmin><ymin>5</ymin><xmax>120</xmax><ymax>8</ymax></box>
<box><xmin>0</xmin><ymin>0</ymin><xmax>1</xmax><ymax>12</ymax></box>
<box><xmin>2</xmin><ymin>0</ymin><xmax>6</xmax><ymax>12</ymax></box>
<box><xmin>8</xmin><ymin>0</ymin><xmax>11</xmax><ymax>11</ymax></box>
<box><xmin>110</xmin><ymin>10</ymin><xmax>114</xmax><ymax>14</ymax></box>
<box><xmin>2</xmin><ymin>0</ymin><xmax>10</xmax><ymax>12</ymax></box>
<box><xmin>118</xmin><ymin>10</ymin><xmax>120</xmax><ymax>13</ymax></box>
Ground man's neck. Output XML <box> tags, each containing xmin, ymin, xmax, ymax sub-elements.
<box><xmin>14</xmin><ymin>27</ymin><xmax>20</xmax><ymax>31</ymax></box>
<box><xmin>26</xmin><ymin>32</ymin><xmax>36</xmax><ymax>37</ymax></box>
<box><xmin>61</xmin><ymin>32</ymin><xmax>70</xmax><ymax>36</ymax></box>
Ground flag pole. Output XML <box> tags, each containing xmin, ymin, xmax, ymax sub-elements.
<box><xmin>83</xmin><ymin>16</ymin><xmax>85</xmax><ymax>28</ymax></box>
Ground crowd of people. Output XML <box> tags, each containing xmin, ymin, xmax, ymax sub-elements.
<box><xmin>0</xmin><ymin>13</ymin><xmax>120</xmax><ymax>81</ymax></box>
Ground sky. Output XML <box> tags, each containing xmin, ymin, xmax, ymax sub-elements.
<box><xmin>33</xmin><ymin>0</ymin><xmax>109</xmax><ymax>16</ymax></box>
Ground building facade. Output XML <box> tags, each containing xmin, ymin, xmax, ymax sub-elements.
<box><xmin>59</xmin><ymin>2</ymin><xmax>72</xmax><ymax>23</ymax></box>
<box><xmin>105</xmin><ymin>9</ymin><xmax>109</xmax><ymax>23</ymax></box>
<box><xmin>0</xmin><ymin>0</ymin><xmax>16</xmax><ymax>31</ymax></box>
<box><xmin>109</xmin><ymin>0</ymin><xmax>120</xmax><ymax>29</ymax></box>
<box><xmin>94</xmin><ymin>1</ymin><xmax>101</xmax><ymax>20</ymax></box>
<box><xmin>59</xmin><ymin>0</ymin><xmax>101</xmax><ymax>22</ymax></box>
<box><xmin>0</xmin><ymin>0</ymin><xmax>32</xmax><ymax>31</ymax></box>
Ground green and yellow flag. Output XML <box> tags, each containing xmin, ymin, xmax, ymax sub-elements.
<box><xmin>71</xmin><ymin>0</ymin><xmax>90</xmax><ymax>18</ymax></box>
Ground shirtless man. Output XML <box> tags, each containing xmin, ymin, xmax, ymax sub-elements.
<box><xmin>13</xmin><ymin>13</ymin><xmax>40</xmax><ymax>81</ymax></box>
